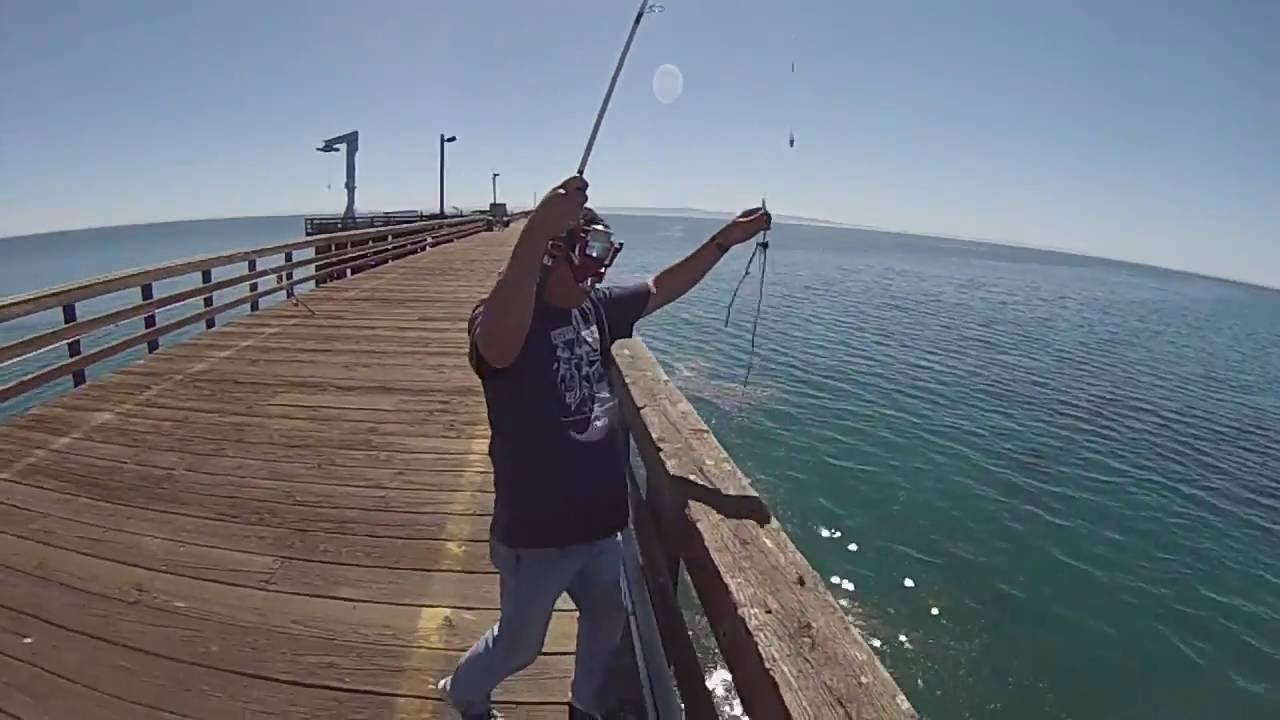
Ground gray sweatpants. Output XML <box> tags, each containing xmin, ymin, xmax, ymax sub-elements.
<box><xmin>440</xmin><ymin>533</ymin><xmax>626</xmax><ymax>717</ymax></box>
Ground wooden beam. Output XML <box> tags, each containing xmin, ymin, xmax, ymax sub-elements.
<box><xmin>612</xmin><ymin>338</ymin><xmax>917</xmax><ymax>720</ymax></box>
<box><xmin>628</xmin><ymin>481</ymin><xmax>720</xmax><ymax>719</ymax></box>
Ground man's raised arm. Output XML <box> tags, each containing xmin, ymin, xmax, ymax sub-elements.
<box><xmin>644</xmin><ymin>206</ymin><xmax>771</xmax><ymax>316</ymax></box>
<box><xmin>472</xmin><ymin>176</ymin><xmax>588</xmax><ymax>368</ymax></box>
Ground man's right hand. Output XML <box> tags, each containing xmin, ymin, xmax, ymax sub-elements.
<box><xmin>529</xmin><ymin>176</ymin><xmax>589</xmax><ymax>241</ymax></box>
<box><xmin>472</xmin><ymin>176</ymin><xmax>590</xmax><ymax>370</ymax></box>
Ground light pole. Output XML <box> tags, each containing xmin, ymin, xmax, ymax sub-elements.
<box><xmin>491</xmin><ymin>172</ymin><xmax>500</xmax><ymax>205</ymax></box>
<box><xmin>438</xmin><ymin>133</ymin><xmax>457</xmax><ymax>216</ymax></box>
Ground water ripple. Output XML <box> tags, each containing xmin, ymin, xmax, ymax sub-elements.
<box><xmin>621</xmin><ymin>217</ymin><xmax>1280</xmax><ymax>719</ymax></box>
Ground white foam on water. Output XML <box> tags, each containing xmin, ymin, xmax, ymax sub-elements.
<box><xmin>930</xmin><ymin>606</ymin><xmax>940</xmax><ymax>616</ymax></box>
<box><xmin>819</xmin><ymin>526</ymin><xmax>833</xmax><ymax>538</ymax></box>
<box><xmin>705</xmin><ymin>665</ymin><xmax>749</xmax><ymax>719</ymax></box>
<box><xmin>840</xmin><ymin>579</ymin><xmax>856</xmax><ymax>591</ymax></box>
<box><xmin>666</xmin><ymin>360</ymin><xmax>776</xmax><ymax>413</ymax></box>
<box><xmin>903</xmin><ymin>577</ymin><xmax>916</xmax><ymax>588</ymax></box>
<box><xmin>897</xmin><ymin>633</ymin><xmax>908</xmax><ymax>644</ymax></box>
<box><xmin>832</xmin><ymin>529</ymin><xmax>843</xmax><ymax>538</ymax></box>
<box><xmin>829</xmin><ymin>574</ymin><xmax>842</xmax><ymax>585</ymax></box>
<box><xmin>838</xmin><ymin>597</ymin><xmax>852</xmax><ymax>608</ymax></box>
<box><xmin>869</xmin><ymin>636</ymin><xmax>883</xmax><ymax>649</ymax></box>
<box><xmin>846</xmin><ymin>542</ymin><xmax>859</xmax><ymax>552</ymax></box>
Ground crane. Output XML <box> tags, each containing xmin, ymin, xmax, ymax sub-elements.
<box><xmin>316</xmin><ymin>131</ymin><xmax>358</xmax><ymax>220</ymax></box>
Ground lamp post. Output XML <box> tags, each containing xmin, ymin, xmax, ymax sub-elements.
<box><xmin>438</xmin><ymin>133</ymin><xmax>457</xmax><ymax>216</ymax></box>
<box><xmin>491</xmin><ymin>172</ymin><xmax>500</xmax><ymax>205</ymax></box>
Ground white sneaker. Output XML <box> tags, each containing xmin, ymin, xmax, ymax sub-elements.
<box><xmin>436</xmin><ymin>677</ymin><xmax>505</xmax><ymax>720</ymax></box>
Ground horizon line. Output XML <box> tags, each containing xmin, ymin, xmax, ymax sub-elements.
<box><xmin>1</xmin><ymin>207</ymin><xmax>1274</xmax><ymax>294</ymax></box>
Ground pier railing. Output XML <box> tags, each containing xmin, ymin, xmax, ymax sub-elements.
<box><xmin>0</xmin><ymin>216</ymin><xmax>488</xmax><ymax>404</ymax></box>
<box><xmin>612</xmin><ymin>339</ymin><xmax>917</xmax><ymax>719</ymax></box>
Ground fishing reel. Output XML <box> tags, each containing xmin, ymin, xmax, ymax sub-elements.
<box><xmin>571</xmin><ymin>222</ymin><xmax>623</xmax><ymax>285</ymax></box>
<box><xmin>544</xmin><ymin>222</ymin><xmax>624</xmax><ymax>286</ymax></box>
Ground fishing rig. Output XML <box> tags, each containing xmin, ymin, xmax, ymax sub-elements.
<box><xmin>723</xmin><ymin>199</ymin><xmax>771</xmax><ymax>386</ymax></box>
<box><xmin>723</xmin><ymin>58</ymin><xmax>795</xmax><ymax>386</ymax></box>
<box><xmin>581</xmin><ymin>0</ymin><xmax>791</xmax><ymax>387</ymax></box>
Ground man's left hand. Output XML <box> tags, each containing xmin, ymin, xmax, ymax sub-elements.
<box><xmin>713</xmin><ymin>206</ymin><xmax>773</xmax><ymax>248</ymax></box>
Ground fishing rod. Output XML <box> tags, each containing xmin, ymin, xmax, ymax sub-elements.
<box><xmin>577</xmin><ymin>0</ymin><xmax>664</xmax><ymax>176</ymax></box>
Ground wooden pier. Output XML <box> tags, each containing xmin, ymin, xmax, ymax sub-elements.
<box><xmin>0</xmin><ymin>219</ymin><xmax>914</xmax><ymax>719</ymax></box>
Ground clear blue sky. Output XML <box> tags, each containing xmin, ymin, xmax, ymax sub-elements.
<box><xmin>1</xmin><ymin>0</ymin><xmax>1276</xmax><ymax>285</ymax></box>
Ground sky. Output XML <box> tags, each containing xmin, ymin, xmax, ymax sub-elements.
<box><xmin>1</xmin><ymin>0</ymin><xmax>1276</xmax><ymax>286</ymax></box>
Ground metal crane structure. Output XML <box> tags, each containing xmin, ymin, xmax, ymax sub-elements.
<box><xmin>316</xmin><ymin>131</ymin><xmax>359</xmax><ymax>221</ymax></box>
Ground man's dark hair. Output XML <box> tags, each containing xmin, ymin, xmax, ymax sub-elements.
<box><xmin>581</xmin><ymin>206</ymin><xmax>609</xmax><ymax>230</ymax></box>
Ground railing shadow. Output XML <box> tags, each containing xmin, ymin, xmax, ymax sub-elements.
<box><xmin>668</xmin><ymin>473</ymin><xmax>771</xmax><ymax>526</ymax></box>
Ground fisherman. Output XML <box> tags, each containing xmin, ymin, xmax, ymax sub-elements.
<box><xmin>438</xmin><ymin>175</ymin><xmax>770</xmax><ymax>720</ymax></box>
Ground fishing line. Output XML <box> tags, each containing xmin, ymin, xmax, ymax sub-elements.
<box><xmin>724</xmin><ymin>55</ymin><xmax>796</xmax><ymax>386</ymax></box>
<box><xmin>723</xmin><ymin>201</ymin><xmax>770</xmax><ymax>386</ymax></box>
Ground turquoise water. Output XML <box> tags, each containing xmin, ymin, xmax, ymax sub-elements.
<box><xmin>3</xmin><ymin>215</ymin><xmax>1278</xmax><ymax>718</ymax></box>
<box><xmin>609</xmin><ymin>215</ymin><xmax>1280</xmax><ymax>719</ymax></box>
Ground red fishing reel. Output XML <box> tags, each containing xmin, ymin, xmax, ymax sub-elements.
<box><xmin>570</xmin><ymin>222</ymin><xmax>623</xmax><ymax>284</ymax></box>
<box><xmin>545</xmin><ymin>221</ymin><xmax>622</xmax><ymax>286</ymax></box>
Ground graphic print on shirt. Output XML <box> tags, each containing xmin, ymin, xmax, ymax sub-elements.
<box><xmin>550</xmin><ymin>301</ymin><xmax>616</xmax><ymax>442</ymax></box>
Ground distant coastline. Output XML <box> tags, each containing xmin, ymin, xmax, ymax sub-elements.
<box><xmin>599</xmin><ymin>207</ymin><xmax>1278</xmax><ymax>293</ymax></box>
<box><xmin>596</xmin><ymin>206</ymin><xmax>864</xmax><ymax>230</ymax></box>
<box><xmin>1</xmin><ymin>208</ymin><xmax>1274</xmax><ymax>294</ymax></box>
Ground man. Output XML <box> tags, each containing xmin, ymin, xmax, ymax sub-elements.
<box><xmin>439</xmin><ymin>176</ymin><xmax>770</xmax><ymax>719</ymax></box>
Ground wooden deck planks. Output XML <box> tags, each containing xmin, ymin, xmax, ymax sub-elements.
<box><xmin>0</xmin><ymin>225</ymin><xmax>582</xmax><ymax>718</ymax></box>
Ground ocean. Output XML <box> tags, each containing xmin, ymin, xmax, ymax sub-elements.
<box><xmin>2</xmin><ymin>214</ymin><xmax>1278</xmax><ymax>719</ymax></box>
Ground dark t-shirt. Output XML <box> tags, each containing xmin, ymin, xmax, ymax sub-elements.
<box><xmin>468</xmin><ymin>283</ymin><xmax>652</xmax><ymax>548</ymax></box>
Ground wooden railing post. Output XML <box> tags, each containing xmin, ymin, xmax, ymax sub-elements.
<box><xmin>61</xmin><ymin>303</ymin><xmax>86</xmax><ymax>387</ymax></box>
<box><xmin>284</xmin><ymin>252</ymin><xmax>295</xmax><ymax>297</ymax></box>
<box><xmin>140</xmin><ymin>284</ymin><xmax>159</xmax><ymax>353</ymax></box>
<box><xmin>314</xmin><ymin>245</ymin><xmax>330</xmax><ymax>287</ymax></box>
<box><xmin>201</xmin><ymin>269</ymin><xmax>215</xmax><ymax>329</ymax></box>
<box><xmin>247</xmin><ymin>259</ymin><xmax>260</xmax><ymax>312</ymax></box>
<box><xmin>626</xmin><ymin>460</ymin><xmax>720</xmax><ymax>718</ymax></box>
